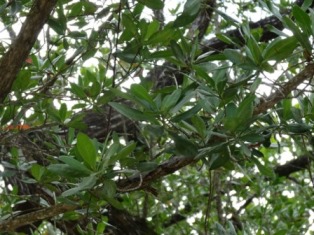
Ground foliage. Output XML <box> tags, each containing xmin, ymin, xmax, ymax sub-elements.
<box><xmin>0</xmin><ymin>0</ymin><xmax>314</xmax><ymax>234</ymax></box>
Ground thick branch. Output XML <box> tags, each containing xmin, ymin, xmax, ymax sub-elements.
<box><xmin>0</xmin><ymin>204</ymin><xmax>77</xmax><ymax>232</ymax></box>
<box><xmin>275</xmin><ymin>155</ymin><xmax>311</xmax><ymax>177</ymax></box>
<box><xmin>0</xmin><ymin>0</ymin><xmax>57</xmax><ymax>103</ymax></box>
<box><xmin>254</xmin><ymin>63</ymin><xmax>314</xmax><ymax>115</ymax></box>
<box><xmin>117</xmin><ymin>156</ymin><xmax>194</xmax><ymax>191</ymax></box>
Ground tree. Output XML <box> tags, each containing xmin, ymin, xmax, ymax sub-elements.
<box><xmin>0</xmin><ymin>0</ymin><xmax>313</xmax><ymax>234</ymax></box>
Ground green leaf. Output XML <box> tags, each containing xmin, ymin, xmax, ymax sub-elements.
<box><xmin>240</xmin><ymin>133</ymin><xmax>265</xmax><ymax>143</ymax></box>
<box><xmin>77</xmin><ymin>133</ymin><xmax>97</xmax><ymax>170</ymax></box>
<box><xmin>137</xmin><ymin>161</ymin><xmax>158</xmax><ymax>172</ymax></box>
<box><xmin>301</xmin><ymin>0</ymin><xmax>313</xmax><ymax>10</ymax></box>
<box><xmin>293</xmin><ymin>5</ymin><xmax>312</xmax><ymax>36</ymax></box>
<box><xmin>252</xmin><ymin>149</ymin><xmax>264</xmax><ymax>158</ymax></box>
<box><xmin>205</xmin><ymin>153</ymin><xmax>230</xmax><ymax>170</ymax></box>
<box><xmin>259</xmin><ymin>1</ymin><xmax>282</xmax><ymax>20</ymax></box>
<box><xmin>237</xmin><ymin>94</ymin><xmax>254</xmax><ymax>120</ymax></box>
<box><xmin>115</xmin><ymin>51</ymin><xmax>140</xmax><ymax>63</ymax></box>
<box><xmin>122</xmin><ymin>13</ymin><xmax>137</xmax><ymax>35</ymax></box>
<box><xmin>223</xmin><ymin>94</ymin><xmax>254</xmax><ymax>132</ymax></box>
<box><xmin>66</xmin><ymin>114</ymin><xmax>87</xmax><ymax>131</ymax></box>
<box><xmin>286</xmin><ymin>123</ymin><xmax>311</xmax><ymax>134</ymax></box>
<box><xmin>48</xmin><ymin>17</ymin><xmax>66</xmax><ymax>35</ymax></box>
<box><xmin>223</xmin><ymin>49</ymin><xmax>256</xmax><ymax>70</ymax></box>
<box><xmin>30</xmin><ymin>164</ymin><xmax>45</xmax><ymax>181</ymax></box>
<box><xmin>161</xmin><ymin>89</ymin><xmax>182</xmax><ymax>112</ymax></box>
<box><xmin>169</xmin><ymin>132</ymin><xmax>198</xmax><ymax>157</ymax></box>
<box><xmin>68</xmin><ymin>2</ymin><xmax>83</xmax><ymax>17</ymax></box>
<box><xmin>105</xmin><ymin>196</ymin><xmax>124</xmax><ymax>210</ymax></box>
<box><xmin>62</xmin><ymin>174</ymin><xmax>97</xmax><ymax>197</ymax></box>
<box><xmin>48</xmin><ymin>164</ymin><xmax>88</xmax><ymax>178</ymax></box>
<box><xmin>70</xmin><ymin>83</ymin><xmax>86</xmax><ymax>99</ymax></box>
<box><xmin>246</xmin><ymin>36</ymin><xmax>263</xmax><ymax>64</ymax></box>
<box><xmin>83</xmin><ymin>1</ymin><xmax>97</xmax><ymax>15</ymax></box>
<box><xmin>146</xmin><ymin>27</ymin><xmax>174</xmax><ymax>45</ymax></box>
<box><xmin>215</xmin><ymin>222</ymin><xmax>227</xmax><ymax>235</ymax></box>
<box><xmin>137</xmin><ymin>0</ymin><xmax>164</xmax><ymax>10</ymax></box>
<box><xmin>215</xmin><ymin>8</ymin><xmax>240</xmax><ymax>27</ymax></box>
<box><xmin>223</xmin><ymin>103</ymin><xmax>238</xmax><ymax>132</ymax></box>
<box><xmin>173</xmin><ymin>0</ymin><xmax>201</xmax><ymax>27</ymax></box>
<box><xmin>113</xmin><ymin>142</ymin><xmax>137</xmax><ymax>163</ymax></box>
<box><xmin>273</xmin><ymin>230</ymin><xmax>290</xmax><ymax>235</ymax></box>
<box><xmin>101</xmin><ymin>180</ymin><xmax>117</xmax><ymax>198</ymax></box>
<box><xmin>130</xmin><ymin>84</ymin><xmax>155</xmax><ymax>109</ymax></box>
<box><xmin>240</xmin><ymin>142</ymin><xmax>251</xmax><ymax>157</ymax></box>
<box><xmin>59</xmin><ymin>103</ymin><xmax>67</xmax><ymax>122</ymax></box>
<box><xmin>12</xmin><ymin>70</ymin><xmax>31</xmax><ymax>91</ymax></box>
<box><xmin>170</xmin><ymin>40</ymin><xmax>185</xmax><ymax>63</ymax></box>
<box><xmin>145</xmin><ymin>20</ymin><xmax>160</xmax><ymax>40</ymax></box>
<box><xmin>96</xmin><ymin>220</ymin><xmax>107</xmax><ymax>234</ymax></box>
<box><xmin>109</xmin><ymin>102</ymin><xmax>156</xmax><ymax>123</ymax></box>
<box><xmin>226</xmin><ymin>221</ymin><xmax>237</xmax><ymax>235</ymax></box>
<box><xmin>171</xmin><ymin>90</ymin><xmax>196</xmax><ymax>113</ymax></box>
<box><xmin>191</xmin><ymin>115</ymin><xmax>206</xmax><ymax>138</ymax></box>
<box><xmin>309</xmin><ymin>9</ymin><xmax>314</xmax><ymax>37</ymax></box>
<box><xmin>224</xmin><ymin>49</ymin><xmax>243</xmax><ymax>64</ymax></box>
<box><xmin>283</xmin><ymin>16</ymin><xmax>312</xmax><ymax>53</ymax></box>
<box><xmin>251</xmin><ymin>157</ymin><xmax>275</xmax><ymax>178</ymax></box>
<box><xmin>216</xmin><ymin>33</ymin><xmax>237</xmax><ymax>45</ymax></box>
<box><xmin>171</xmin><ymin>104</ymin><xmax>202</xmax><ymax>122</ymax></box>
<box><xmin>59</xmin><ymin>156</ymin><xmax>92</xmax><ymax>176</ymax></box>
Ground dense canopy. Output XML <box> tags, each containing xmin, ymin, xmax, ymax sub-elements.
<box><xmin>0</xmin><ymin>0</ymin><xmax>314</xmax><ymax>234</ymax></box>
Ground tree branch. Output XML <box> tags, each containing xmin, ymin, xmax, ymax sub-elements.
<box><xmin>0</xmin><ymin>0</ymin><xmax>57</xmax><ymax>103</ymax></box>
<box><xmin>0</xmin><ymin>204</ymin><xmax>77</xmax><ymax>232</ymax></box>
<box><xmin>274</xmin><ymin>155</ymin><xmax>311</xmax><ymax>177</ymax></box>
<box><xmin>254</xmin><ymin>63</ymin><xmax>314</xmax><ymax>115</ymax></box>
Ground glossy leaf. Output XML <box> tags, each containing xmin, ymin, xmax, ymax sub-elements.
<box><xmin>77</xmin><ymin>133</ymin><xmax>97</xmax><ymax>170</ymax></box>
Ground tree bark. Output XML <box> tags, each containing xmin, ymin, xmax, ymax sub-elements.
<box><xmin>0</xmin><ymin>0</ymin><xmax>57</xmax><ymax>103</ymax></box>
